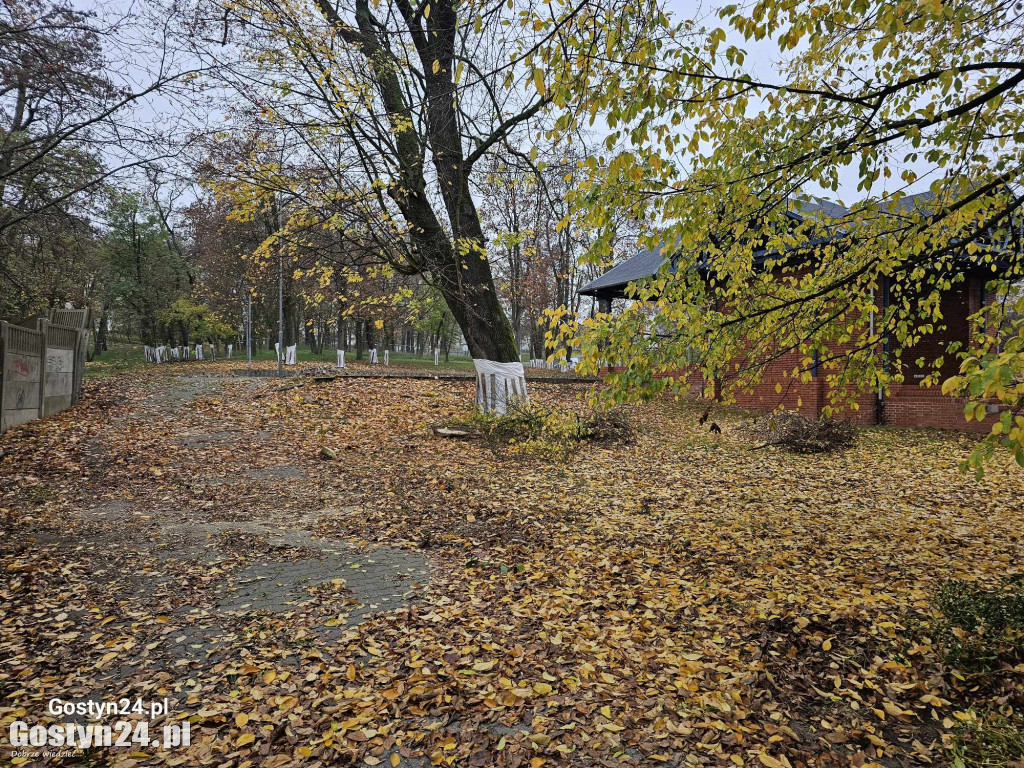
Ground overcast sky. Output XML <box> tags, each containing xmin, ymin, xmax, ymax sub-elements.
<box><xmin>74</xmin><ymin>0</ymin><xmax>933</xmax><ymax>211</ymax></box>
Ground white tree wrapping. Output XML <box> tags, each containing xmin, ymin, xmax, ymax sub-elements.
<box><xmin>473</xmin><ymin>360</ymin><xmax>529</xmax><ymax>415</ymax></box>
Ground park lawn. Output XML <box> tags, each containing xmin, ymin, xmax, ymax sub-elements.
<box><xmin>0</xmin><ymin>367</ymin><xmax>1022</xmax><ymax>768</ymax></box>
<box><xmin>86</xmin><ymin>342</ymin><xmax>490</xmax><ymax>378</ymax></box>
<box><xmin>83</xmin><ymin>342</ymin><xmax>152</xmax><ymax>379</ymax></box>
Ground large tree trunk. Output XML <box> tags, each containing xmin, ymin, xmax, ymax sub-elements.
<box><xmin>319</xmin><ymin>0</ymin><xmax>521</xmax><ymax>364</ymax></box>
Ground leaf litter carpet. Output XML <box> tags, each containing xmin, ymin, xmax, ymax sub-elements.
<box><xmin>1</xmin><ymin>367</ymin><xmax>1022</xmax><ymax>767</ymax></box>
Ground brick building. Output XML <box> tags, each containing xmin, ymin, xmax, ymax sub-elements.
<box><xmin>579</xmin><ymin>198</ymin><xmax>1007</xmax><ymax>432</ymax></box>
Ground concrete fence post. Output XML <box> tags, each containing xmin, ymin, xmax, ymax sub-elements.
<box><xmin>0</xmin><ymin>321</ymin><xmax>6</xmax><ymax>428</ymax></box>
<box><xmin>37</xmin><ymin>318</ymin><xmax>48</xmax><ymax>419</ymax></box>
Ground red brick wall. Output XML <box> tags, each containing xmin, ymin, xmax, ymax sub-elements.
<box><xmin>729</xmin><ymin>352</ymin><xmax>823</xmax><ymax>417</ymax></box>
<box><xmin>599</xmin><ymin>276</ymin><xmax>997</xmax><ymax>433</ymax></box>
<box><xmin>883</xmin><ymin>384</ymin><xmax>997</xmax><ymax>433</ymax></box>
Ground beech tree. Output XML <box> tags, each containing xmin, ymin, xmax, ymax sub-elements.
<box><xmin>540</xmin><ymin>0</ymin><xmax>1024</xmax><ymax>471</ymax></box>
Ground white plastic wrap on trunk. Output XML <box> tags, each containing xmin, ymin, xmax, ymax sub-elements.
<box><xmin>196</xmin><ymin>343</ymin><xmax>204</xmax><ymax>360</ymax></box>
<box><xmin>227</xmin><ymin>344</ymin><xmax>233</xmax><ymax>359</ymax></box>
<box><xmin>286</xmin><ymin>344</ymin><xmax>297</xmax><ymax>365</ymax></box>
<box><xmin>369</xmin><ymin>348</ymin><xmax>378</xmax><ymax>364</ymax></box>
<box><xmin>434</xmin><ymin>349</ymin><xmax>439</xmax><ymax>366</ymax></box>
<box><xmin>336</xmin><ymin>349</ymin><xmax>346</xmax><ymax>368</ymax></box>
<box><xmin>384</xmin><ymin>350</ymin><xmax>389</xmax><ymax>366</ymax></box>
<box><xmin>172</xmin><ymin>347</ymin><xmax>180</xmax><ymax>360</ymax></box>
<box><xmin>473</xmin><ymin>359</ymin><xmax>529</xmax><ymax>415</ymax></box>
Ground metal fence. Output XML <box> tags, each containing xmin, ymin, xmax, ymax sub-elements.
<box><xmin>0</xmin><ymin>309</ymin><xmax>90</xmax><ymax>434</ymax></box>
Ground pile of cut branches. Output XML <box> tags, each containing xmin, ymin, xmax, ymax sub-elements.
<box><xmin>744</xmin><ymin>411</ymin><xmax>856</xmax><ymax>454</ymax></box>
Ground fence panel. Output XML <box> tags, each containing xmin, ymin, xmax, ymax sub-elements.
<box><xmin>1</xmin><ymin>322</ymin><xmax>44</xmax><ymax>433</ymax></box>
<box><xmin>44</xmin><ymin>324</ymin><xmax>79</xmax><ymax>417</ymax></box>
<box><xmin>48</xmin><ymin>308</ymin><xmax>90</xmax><ymax>329</ymax></box>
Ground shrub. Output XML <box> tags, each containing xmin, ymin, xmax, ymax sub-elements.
<box><xmin>744</xmin><ymin>411</ymin><xmax>856</xmax><ymax>454</ymax></box>
<box><xmin>952</xmin><ymin>715</ymin><xmax>1024</xmax><ymax>768</ymax></box>
<box><xmin>937</xmin><ymin>579</ymin><xmax>1024</xmax><ymax>633</ymax></box>
<box><xmin>446</xmin><ymin>402</ymin><xmax>634</xmax><ymax>460</ymax></box>
<box><xmin>933</xmin><ymin>579</ymin><xmax>1024</xmax><ymax>672</ymax></box>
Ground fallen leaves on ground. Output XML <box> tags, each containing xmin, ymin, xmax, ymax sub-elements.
<box><xmin>0</xmin><ymin>363</ymin><xmax>1022</xmax><ymax>767</ymax></box>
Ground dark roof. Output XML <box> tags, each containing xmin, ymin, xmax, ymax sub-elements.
<box><xmin>578</xmin><ymin>244</ymin><xmax>673</xmax><ymax>298</ymax></box>
<box><xmin>578</xmin><ymin>192</ymin><xmax>1008</xmax><ymax>301</ymax></box>
<box><xmin>792</xmin><ymin>196</ymin><xmax>849</xmax><ymax>219</ymax></box>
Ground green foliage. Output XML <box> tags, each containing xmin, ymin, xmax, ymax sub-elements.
<box><xmin>951</xmin><ymin>715</ymin><xmax>1024</xmax><ymax>768</ymax></box>
<box><xmin>539</xmin><ymin>0</ymin><xmax>1024</xmax><ymax>474</ymax></box>
<box><xmin>101</xmin><ymin>192</ymin><xmax>192</xmax><ymax>343</ymax></box>
<box><xmin>160</xmin><ymin>298</ymin><xmax>234</xmax><ymax>343</ymax></box>
<box><xmin>933</xmin><ymin>579</ymin><xmax>1024</xmax><ymax>672</ymax></box>
<box><xmin>451</xmin><ymin>402</ymin><xmax>634</xmax><ymax>460</ymax></box>
<box><xmin>944</xmin><ymin>289</ymin><xmax>1024</xmax><ymax>476</ymax></box>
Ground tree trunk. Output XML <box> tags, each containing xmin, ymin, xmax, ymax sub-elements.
<box><xmin>364</xmin><ymin>317</ymin><xmax>375</xmax><ymax>353</ymax></box>
<box><xmin>95</xmin><ymin>310</ymin><xmax>108</xmax><ymax>357</ymax></box>
<box><xmin>318</xmin><ymin>0</ymin><xmax>520</xmax><ymax>364</ymax></box>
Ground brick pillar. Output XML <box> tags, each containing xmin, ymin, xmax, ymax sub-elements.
<box><xmin>967</xmin><ymin>276</ymin><xmax>982</xmax><ymax>316</ymax></box>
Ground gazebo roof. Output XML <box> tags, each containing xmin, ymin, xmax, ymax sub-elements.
<box><xmin>578</xmin><ymin>244</ymin><xmax>673</xmax><ymax>299</ymax></box>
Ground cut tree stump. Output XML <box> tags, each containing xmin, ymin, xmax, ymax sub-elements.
<box><xmin>431</xmin><ymin>426</ymin><xmax>480</xmax><ymax>439</ymax></box>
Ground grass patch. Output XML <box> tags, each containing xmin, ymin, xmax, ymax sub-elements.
<box><xmin>952</xmin><ymin>715</ymin><xmax>1024</xmax><ymax>768</ymax></box>
<box><xmin>934</xmin><ymin>578</ymin><xmax>1024</xmax><ymax>673</ymax></box>
<box><xmin>84</xmin><ymin>343</ymin><xmax>149</xmax><ymax>379</ymax></box>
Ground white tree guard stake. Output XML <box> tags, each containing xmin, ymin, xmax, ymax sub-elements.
<box><xmin>227</xmin><ymin>344</ymin><xmax>233</xmax><ymax>360</ymax></box>
<box><xmin>473</xmin><ymin>360</ymin><xmax>529</xmax><ymax>415</ymax></box>
<box><xmin>196</xmin><ymin>343</ymin><xmax>204</xmax><ymax>361</ymax></box>
<box><xmin>384</xmin><ymin>350</ymin><xmax>390</xmax><ymax>366</ymax></box>
<box><xmin>434</xmin><ymin>348</ymin><xmax>439</xmax><ymax>366</ymax></box>
<box><xmin>336</xmin><ymin>349</ymin><xmax>346</xmax><ymax>368</ymax></box>
<box><xmin>369</xmin><ymin>348</ymin><xmax>378</xmax><ymax>364</ymax></box>
<box><xmin>285</xmin><ymin>344</ymin><xmax>297</xmax><ymax>365</ymax></box>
